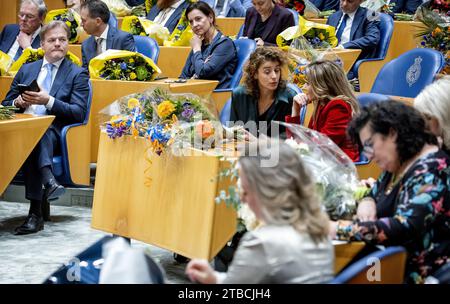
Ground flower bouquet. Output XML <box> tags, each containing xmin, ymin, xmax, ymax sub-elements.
<box><xmin>121</xmin><ymin>16</ymin><xmax>170</xmax><ymax>45</ymax></box>
<box><xmin>276</xmin><ymin>16</ymin><xmax>338</xmax><ymax>48</ymax></box>
<box><xmin>0</xmin><ymin>105</ymin><xmax>18</xmax><ymax>120</ymax></box>
<box><xmin>145</xmin><ymin>0</ymin><xmax>157</xmax><ymax>14</ymax></box>
<box><xmin>102</xmin><ymin>0</ymin><xmax>132</xmax><ymax>17</ymax></box>
<box><xmin>163</xmin><ymin>9</ymin><xmax>193</xmax><ymax>46</ymax></box>
<box><xmin>89</xmin><ymin>49</ymin><xmax>161</xmax><ymax>81</ymax></box>
<box><xmin>44</xmin><ymin>9</ymin><xmax>82</xmax><ymax>43</ymax></box>
<box><xmin>0</xmin><ymin>50</ymin><xmax>13</xmax><ymax>76</ymax></box>
<box><xmin>100</xmin><ymin>87</ymin><xmax>219</xmax><ymax>156</ymax></box>
<box><xmin>7</xmin><ymin>47</ymin><xmax>81</xmax><ymax>76</ymax></box>
<box><xmin>282</xmin><ymin>0</ymin><xmax>306</xmax><ymax>15</ymax></box>
<box><xmin>415</xmin><ymin>6</ymin><xmax>450</xmax><ymax>74</ymax></box>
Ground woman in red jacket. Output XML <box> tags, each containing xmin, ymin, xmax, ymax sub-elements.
<box><xmin>286</xmin><ymin>60</ymin><xmax>360</xmax><ymax>161</ymax></box>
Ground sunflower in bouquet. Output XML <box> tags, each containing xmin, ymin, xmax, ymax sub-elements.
<box><xmin>45</xmin><ymin>9</ymin><xmax>81</xmax><ymax>43</ymax></box>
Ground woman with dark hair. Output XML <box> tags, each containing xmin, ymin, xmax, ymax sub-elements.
<box><xmin>286</xmin><ymin>59</ymin><xmax>360</xmax><ymax>161</ymax></box>
<box><xmin>331</xmin><ymin>100</ymin><xmax>450</xmax><ymax>284</ymax></box>
<box><xmin>229</xmin><ymin>46</ymin><xmax>295</xmax><ymax>137</ymax></box>
<box><xmin>243</xmin><ymin>0</ymin><xmax>295</xmax><ymax>46</ymax></box>
<box><xmin>180</xmin><ymin>1</ymin><xmax>237</xmax><ymax>89</ymax></box>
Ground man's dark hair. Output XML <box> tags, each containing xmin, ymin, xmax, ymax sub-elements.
<box><xmin>347</xmin><ymin>100</ymin><xmax>438</xmax><ymax>164</ymax></box>
<box><xmin>81</xmin><ymin>0</ymin><xmax>110</xmax><ymax>24</ymax></box>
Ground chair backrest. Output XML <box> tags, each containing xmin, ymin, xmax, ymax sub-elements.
<box><xmin>374</xmin><ymin>13</ymin><xmax>394</xmax><ymax>59</ymax></box>
<box><xmin>133</xmin><ymin>35</ymin><xmax>160</xmax><ymax>63</ymax></box>
<box><xmin>236</xmin><ymin>24</ymin><xmax>244</xmax><ymax>38</ymax></box>
<box><xmin>357</xmin><ymin>92</ymin><xmax>390</xmax><ymax>108</ymax></box>
<box><xmin>286</xmin><ymin>82</ymin><xmax>306</xmax><ymax>124</ymax></box>
<box><xmin>288</xmin><ymin>8</ymin><xmax>299</xmax><ymax>25</ymax></box>
<box><xmin>229</xmin><ymin>38</ymin><xmax>257</xmax><ymax>89</ymax></box>
<box><xmin>371</xmin><ymin>48</ymin><xmax>445</xmax><ymax>98</ymax></box>
<box><xmin>330</xmin><ymin>246</ymin><xmax>407</xmax><ymax>284</ymax></box>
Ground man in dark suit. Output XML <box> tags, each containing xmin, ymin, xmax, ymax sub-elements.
<box><xmin>327</xmin><ymin>0</ymin><xmax>380</xmax><ymax>60</ymax></box>
<box><xmin>80</xmin><ymin>0</ymin><xmax>136</xmax><ymax>70</ymax></box>
<box><xmin>310</xmin><ymin>0</ymin><xmax>340</xmax><ymax>11</ymax></box>
<box><xmin>0</xmin><ymin>0</ymin><xmax>47</xmax><ymax>61</ymax></box>
<box><xmin>146</xmin><ymin>0</ymin><xmax>191</xmax><ymax>33</ymax></box>
<box><xmin>393</xmin><ymin>0</ymin><xmax>423</xmax><ymax>14</ymax></box>
<box><xmin>1</xmin><ymin>21</ymin><xmax>90</xmax><ymax>235</ymax></box>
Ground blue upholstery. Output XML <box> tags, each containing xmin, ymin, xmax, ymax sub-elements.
<box><xmin>237</xmin><ymin>24</ymin><xmax>244</xmax><ymax>38</ymax></box>
<box><xmin>219</xmin><ymin>83</ymin><xmax>303</xmax><ymax>126</ymax></box>
<box><xmin>134</xmin><ymin>35</ymin><xmax>160</xmax><ymax>63</ymax></box>
<box><xmin>330</xmin><ymin>246</ymin><xmax>407</xmax><ymax>284</ymax></box>
<box><xmin>43</xmin><ymin>236</ymin><xmax>166</xmax><ymax>284</ymax></box>
<box><xmin>357</xmin><ymin>92</ymin><xmax>391</xmax><ymax>108</ymax></box>
<box><xmin>214</xmin><ymin>38</ymin><xmax>256</xmax><ymax>92</ymax></box>
<box><xmin>371</xmin><ymin>48</ymin><xmax>445</xmax><ymax>98</ymax></box>
<box><xmin>52</xmin><ymin>81</ymin><xmax>93</xmax><ymax>186</ymax></box>
<box><xmin>353</xmin><ymin>13</ymin><xmax>394</xmax><ymax>78</ymax></box>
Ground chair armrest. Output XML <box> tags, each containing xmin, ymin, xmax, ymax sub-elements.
<box><xmin>356</xmin><ymin>59</ymin><xmax>388</xmax><ymax>93</ymax></box>
<box><xmin>212</xmin><ymin>90</ymin><xmax>233</xmax><ymax>113</ymax></box>
<box><xmin>60</xmin><ymin>122</ymin><xmax>91</xmax><ymax>186</ymax></box>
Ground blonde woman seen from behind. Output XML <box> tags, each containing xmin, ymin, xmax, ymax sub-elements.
<box><xmin>414</xmin><ymin>76</ymin><xmax>450</xmax><ymax>155</ymax></box>
<box><xmin>186</xmin><ymin>141</ymin><xmax>334</xmax><ymax>284</ymax></box>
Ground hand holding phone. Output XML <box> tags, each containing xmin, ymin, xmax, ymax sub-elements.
<box><xmin>18</xmin><ymin>79</ymin><xmax>40</xmax><ymax>95</ymax></box>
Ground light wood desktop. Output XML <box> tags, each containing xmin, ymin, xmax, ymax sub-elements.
<box><xmin>0</xmin><ymin>114</ymin><xmax>54</xmax><ymax>194</ymax></box>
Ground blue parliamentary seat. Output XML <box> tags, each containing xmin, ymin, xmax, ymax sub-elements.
<box><xmin>134</xmin><ymin>35</ymin><xmax>160</xmax><ymax>63</ymax></box>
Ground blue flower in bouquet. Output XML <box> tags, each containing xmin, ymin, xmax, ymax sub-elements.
<box><xmin>181</xmin><ymin>103</ymin><xmax>195</xmax><ymax>120</ymax></box>
<box><xmin>146</xmin><ymin>124</ymin><xmax>172</xmax><ymax>155</ymax></box>
<box><xmin>120</xmin><ymin>62</ymin><xmax>128</xmax><ymax>70</ymax></box>
<box><xmin>106</xmin><ymin>121</ymin><xmax>127</xmax><ymax>139</ymax></box>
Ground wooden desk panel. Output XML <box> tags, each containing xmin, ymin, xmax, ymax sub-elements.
<box><xmin>157</xmin><ymin>46</ymin><xmax>191</xmax><ymax>78</ymax></box>
<box><xmin>92</xmin><ymin>132</ymin><xmax>237</xmax><ymax>260</ymax></box>
<box><xmin>0</xmin><ymin>114</ymin><xmax>54</xmax><ymax>194</ymax></box>
<box><xmin>216</xmin><ymin>17</ymin><xmax>245</xmax><ymax>37</ymax></box>
<box><xmin>0</xmin><ymin>1</ymin><xmax>19</xmax><ymax>30</ymax></box>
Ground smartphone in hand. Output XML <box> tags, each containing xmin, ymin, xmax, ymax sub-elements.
<box><xmin>18</xmin><ymin>79</ymin><xmax>40</xmax><ymax>95</ymax></box>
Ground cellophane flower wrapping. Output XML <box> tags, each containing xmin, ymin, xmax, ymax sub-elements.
<box><xmin>44</xmin><ymin>9</ymin><xmax>83</xmax><ymax>43</ymax></box>
<box><xmin>99</xmin><ymin>87</ymin><xmax>221</xmax><ymax>156</ymax></box>
<box><xmin>280</xmin><ymin>122</ymin><xmax>358</xmax><ymax>220</ymax></box>
<box><xmin>163</xmin><ymin>9</ymin><xmax>193</xmax><ymax>46</ymax></box>
<box><xmin>102</xmin><ymin>0</ymin><xmax>132</xmax><ymax>17</ymax></box>
<box><xmin>89</xmin><ymin>49</ymin><xmax>161</xmax><ymax>81</ymax></box>
<box><xmin>276</xmin><ymin>16</ymin><xmax>338</xmax><ymax>48</ymax></box>
<box><xmin>0</xmin><ymin>50</ymin><xmax>13</xmax><ymax>76</ymax></box>
<box><xmin>283</xmin><ymin>37</ymin><xmax>344</xmax><ymax>88</ymax></box>
<box><xmin>121</xmin><ymin>16</ymin><xmax>170</xmax><ymax>45</ymax></box>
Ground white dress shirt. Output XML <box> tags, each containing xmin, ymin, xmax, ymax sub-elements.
<box><xmin>22</xmin><ymin>57</ymin><xmax>64</xmax><ymax>114</ymax></box>
<box><xmin>153</xmin><ymin>0</ymin><xmax>184</xmax><ymax>26</ymax></box>
<box><xmin>7</xmin><ymin>26</ymin><xmax>42</xmax><ymax>59</ymax></box>
<box><xmin>337</xmin><ymin>10</ymin><xmax>357</xmax><ymax>46</ymax></box>
<box><xmin>95</xmin><ymin>24</ymin><xmax>109</xmax><ymax>54</ymax></box>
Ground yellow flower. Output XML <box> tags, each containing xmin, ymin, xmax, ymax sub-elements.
<box><xmin>157</xmin><ymin>100</ymin><xmax>176</xmax><ymax>119</ymax></box>
<box><xmin>130</xmin><ymin>72</ymin><xmax>137</xmax><ymax>80</ymax></box>
<box><xmin>129</xmin><ymin>58</ymin><xmax>135</xmax><ymax>64</ymax></box>
<box><xmin>65</xmin><ymin>21</ymin><xmax>72</xmax><ymax>27</ymax></box>
<box><xmin>127</xmin><ymin>98</ymin><xmax>140</xmax><ymax>109</ymax></box>
<box><xmin>140</xmin><ymin>32</ymin><xmax>146</xmax><ymax>36</ymax></box>
<box><xmin>318</xmin><ymin>33</ymin><xmax>325</xmax><ymax>40</ymax></box>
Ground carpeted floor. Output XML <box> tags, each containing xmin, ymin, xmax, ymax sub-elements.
<box><xmin>0</xmin><ymin>201</ymin><xmax>190</xmax><ymax>284</ymax></box>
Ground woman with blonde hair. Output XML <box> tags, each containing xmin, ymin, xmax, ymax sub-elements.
<box><xmin>286</xmin><ymin>59</ymin><xmax>360</xmax><ymax>161</ymax></box>
<box><xmin>186</xmin><ymin>141</ymin><xmax>334</xmax><ymax>284</ymax></box>
<box><xmin>414</xmin><ymin>76</ymin><xmax>450</xmax><ymax>155</ymax></box>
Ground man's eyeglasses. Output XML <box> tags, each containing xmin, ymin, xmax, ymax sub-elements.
<box><xmin>18</xmin><ymin>13</ymin><xmax>37</xmax><ymax>20</ymax></box>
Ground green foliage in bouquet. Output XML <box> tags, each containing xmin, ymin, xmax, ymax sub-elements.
<box><xmin>0</xmin><ymin>105</ymin><xmax>18</xmax><ymax>120</ymax></box>
<box><xmin>100</xmin><ymin>55</ymin><xmax>154</xmax><ymax>81</ymax></box>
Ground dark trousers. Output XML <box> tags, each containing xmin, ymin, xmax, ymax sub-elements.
<box><xmin>23</xmin><ymin>126</ymin><xmax>60</xmax><ymax>201</ymax></box>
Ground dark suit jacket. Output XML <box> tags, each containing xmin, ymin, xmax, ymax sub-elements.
<box><xmin>393</xmin><ymin>0</ymin><xmax>422</xmax><ymax>14</ymax></box>
<box><xmin>0</xmin><ymin>24</ymin><xmax>41</xmax><ymax>55</ymax></box>
<box><xmin>180</xmin><ymin>31</ymin><xmax>237</xmax><ymax>89</ymax></box>
<box><xmin>81</xmin><ymin>26</ymin><xmax>136</xmax><ymax>70</ymax></box>
<box><xmin>2</xmin><ymin>58</ymin><xmax>90</xmax><ymax>135</ymax></box>
<box><xmin>146</xmin><ymin>1</ymin><xmax>190</xmax><ymax>34</ymax></box>
<box><xmin>327</xmin><ymin>7</ymin><xmax>380</xmax><ymax>59</ymax></box>
<box><xmin>243</xmin><ymin>5</ymin><xmax>295</xmax><ymax>46</ymax></box>
<box><xmin>310</xmin><ymin>0</ymin><xmax>340</xmax><ymax>11</ymax></box>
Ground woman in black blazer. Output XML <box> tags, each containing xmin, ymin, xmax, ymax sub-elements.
<box><xmin>243</xmin><ymin>0</ymin><xmax>295</xmax><ymax>46</ymax></box>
